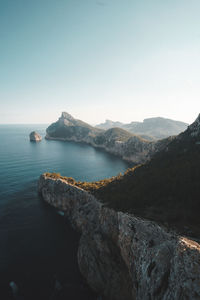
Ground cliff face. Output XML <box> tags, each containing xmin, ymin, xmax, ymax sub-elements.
<box><xmin>46</xmin><ymin>112</ymin><xmax>174</xmax><ymax>164</ymax></box>
<box><xmin>46</xmin><ymin>112</ymin><xmax>101</xmax><ymax>143</ymax></box>
<box><xmin>29</xmin><ymin>131</ymin><xmax>42</xmax><ymax>142</ymax></box>
<box><xmin>88</xmin><ymin>115</ymin><xmax>200</xmax><ymax>238</ymax></box>
<box><xmin>38</xmin><ymin>174</ymin><xmax>200</xmax><ymax>300</ymax></box>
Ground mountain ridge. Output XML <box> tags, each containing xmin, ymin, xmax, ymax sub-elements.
<box><xmin>96</xmin><ymin>116</ymin><xmax>188</xmax><ymax>139</ymax></box>
<box><xmin>38</xmin><ymin>170</ymin><xmax>200</xmax><ymax>300</ymax></box>
<box><xmin>86</xmin><ymin>113</ymin><xmax>200</xmax><ymax>237</ymax></box>
<box><xmin>46</xmin><ymin>112</ymin><xmax>178</xmax><ymax>164</ymax></box>
<box><xmin>45</xmin><ymin>112</ymin><xmax>200</xmax><ymax>237</ymax></box>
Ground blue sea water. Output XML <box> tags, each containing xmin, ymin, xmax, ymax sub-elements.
<box><xmin>0</xmin><ymin>125</ymin><xmax>130</xmax><ymax>299</ymax></box>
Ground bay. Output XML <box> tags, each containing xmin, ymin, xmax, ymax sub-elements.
<box><xmin>0</xmin><ymin>125</ymin><xmax>130</xmax><ymax>299</ymax></box>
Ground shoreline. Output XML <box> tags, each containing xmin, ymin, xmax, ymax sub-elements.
<box><xmin>45</xmin><ymin>134</ymin><xmax>143</xmax><ymax>164</ymax></box>
<box><xmin>38</xmin><ymin>173</ymin><xmax>200</xmax><ymax>300</ymax></box>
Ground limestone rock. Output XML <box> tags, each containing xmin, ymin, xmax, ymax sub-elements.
<box><xmin>29</xmin><ymin>131</ymin><xmax>42</xmax><ymax>142</ymax></box>
<box><xmin>38</xmin><ymin>174</ymin><xmax>200</xmax><ymax>300</ymax></box>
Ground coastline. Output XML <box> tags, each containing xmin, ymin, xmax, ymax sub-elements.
<box><xmin>38</xmin><ymin>173</ymin><xmax>200</xmax><ymax>300</ymax></box>
<box><xmin>45</xmin><ymin>134</ymin><xmax>148</xmax><ymax>164</ymax></box>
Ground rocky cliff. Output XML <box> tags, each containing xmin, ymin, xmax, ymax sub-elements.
<box><xmin>38</xmin><ymin>174</ymin><xmax>200</xmax><ymax>300</ymax></box>
<box><xmin>87</xmin><ymin>114</ymin><xmax>200</xmax><ymax>238</ymax></box>
<box><xmin>46</xmin><ymin>112</ymin><xmax>102</xmax><ymax>143</ymax></box>
<box><xmin>46</xmin><ymin>112</ymin><xmax>175</xmax><ymax>164</ymax></box>
<box><xmin>29</xmin><ymin>131</ymin><xmax>42</xmax><ymax>142</ymax></box>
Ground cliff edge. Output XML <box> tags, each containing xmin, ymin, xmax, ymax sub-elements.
<box><xmin>38</xmin><ymin>174</ymin><xmax>200</xmax><ymax>300</ymax></box>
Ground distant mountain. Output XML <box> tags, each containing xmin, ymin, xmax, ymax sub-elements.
<box><xmin>46</xmin><ymin>112</ymin><xmax>102</xmax><ymax>141</ymax></box>
<box><xmin>46</xmin><ymin>112</ymin><xmax>173</xmax><ymax>164</ymax></box>
<box><xmin>41</xmin><ymin>114</ymin><xmax>200</xmax><ymax>299</ymax></box>
<box><xmin>89</xmin><ymin>113</ymin><xmax>200</xmax><ymax>237</ymax></box>
<box><xmin>96</xmin><ymin>117</ymin><xmax>188</xmax><ymax>139</ymax></box>
<box><xmin>96</xmin><ymin>119</ymin><xmax>125</xmax><ymax>130</ymax></box>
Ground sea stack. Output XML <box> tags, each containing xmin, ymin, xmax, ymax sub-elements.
<box><xmin>29</xmin><ymin>131</ymin><xmax>42</xmax><ymax>142</ymax></box>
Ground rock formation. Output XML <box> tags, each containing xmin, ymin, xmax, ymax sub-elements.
<box><xmin>29</xmin><ymin>131</ymin><xmax>42</xmax><ymax>142</ymax></box>
<box><xmin>38</xmin><ymin>174</ymin><xmax>200</xmax><ymax>300</ymax></box>
<box><xmin>85</xmin><ymin>114</ymin><xmax>200</xmax><ymax>238</ymax></box>
<box><xmin>46</xmin><ymin>112</ymin><xmax>176</xmax><ymax>164</ymax></box>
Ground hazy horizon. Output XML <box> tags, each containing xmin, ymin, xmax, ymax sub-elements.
<box><xmin>1</xmin><ymin>0</ymin><xmax>200</xmax><ymax>124</ymax></box>
<box><xmin>0</xmin><ymin>112</ymin><xmax>191</xmax><ymax>126</ymax></box>
<box><xmin>0</xmin><ymin>111</ymin><xmax>196</xmax><ymax>126</ymax></box>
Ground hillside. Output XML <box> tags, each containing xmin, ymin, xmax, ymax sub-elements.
<box><xmin>39</xmin><ymin>173</ymin><xmax>200</xmax><ymax>300</ymax></box>
<box><xmin>46</xmin><ymin>112</ymin><xmax>170</xmax><ymax>163</ymax></box>
<box><xmin>48</xmin><ymin>114</ymin><xmax>200</xmax><ymax>238</ymax></box>
<box><xmin>96</xmin><ymin>119</ymin><xmax>124</xmax><ymax>130</ymax></box>
<box><xmin>96</xmin><ymin>117</ymin><xmax>188</xmax><ymax>139</ymax></box>
<box><xmin>46</xmin><ymin>112</ymin><xmax>102</xmax><ymax>141</ymax></box>
<box><xmin>91</xmin><ymin>114</ymin><xmax>200</xmax><ymax>238</ymax></box>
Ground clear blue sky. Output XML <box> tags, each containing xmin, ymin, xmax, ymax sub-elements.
<box><xmin>1</xmin><ymin>0</ymin><xmax>200</xmax><ymax>124</ymax></box>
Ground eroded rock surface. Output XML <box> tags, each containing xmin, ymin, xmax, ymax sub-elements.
<box><xmin>29</xmin><ymin>131</ymin><xmax>42</xmax><ymax>142</ymax></box>
<box><xmin>38</xmin><ymin>174</ymin><xmax>200</xmax><ymax>300</ymax></box>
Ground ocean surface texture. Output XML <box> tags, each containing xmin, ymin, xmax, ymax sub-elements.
<box><xmin>0</xmin><ymin>125</ymin><xmax>130</xmax><ymax>300</ymax></box>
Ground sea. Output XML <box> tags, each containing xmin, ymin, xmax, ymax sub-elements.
<box><xmin>0</xmin><ymin>124</ymin><xmax>131</xmax><ymax>300</ymax></box>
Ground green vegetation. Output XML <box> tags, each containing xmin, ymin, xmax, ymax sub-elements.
<box><xmin>44</xmin><ymin>172</ymin><xmax>123</xmax><ymax>192</ymax></box>
<box><xmin>46</xmin><ymin>113</ymin><xmax>102</xmax><ymax>139</ymax></box>
<box><xmin>46</xmin><ymin>112</ymin><xmax>150</xmax><ymax>148</ymax></box>
<box><xmin>45</xmin><ymin>116</ymin><xmax>200</xmax><ymax>238</ymax></box>
<box><xmin>45</xmin><ymin>137</ymin><xmax>200</xmax><ymax>238</ymax></box>
<box><xmin>92</xmin><ymin>139</ymin><xmax>200</xmax><ymax>238</ymax></box>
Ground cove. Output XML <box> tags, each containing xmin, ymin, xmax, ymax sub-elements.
<box><xmin>0</xmin><ymin>125</ymin><xmax>131</xmax><ymax>299</ymax></box>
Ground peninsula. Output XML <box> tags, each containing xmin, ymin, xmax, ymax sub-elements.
<box><xmin>45</xmin><ymin>112</ymin><xmax>180</xmax><ymax>164</ymax></box>
<box><xmin>39</xmin><ymin>114</ymin><xmax>200</xmax><ymax>299</ymax></box>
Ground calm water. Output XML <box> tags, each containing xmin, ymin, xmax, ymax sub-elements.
<box><xmin>0</xmin><ymin>125</ymin><xmax>130</xmax><ymax>300</ymax></box>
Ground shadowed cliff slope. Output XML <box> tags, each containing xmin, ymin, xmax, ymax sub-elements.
<box><xmin>89</xmin><ymin>114</ymin><xmax>200</xmax><ymax>238</ymax></box>
<box><xmin>39</xmin><ymin>114</ymin><xmax>200</xmax><ymax>299</ymax></box>
<box><xmin>45</xmin><ymin>114</ymin><xmax>200</xmax><ymax>238</ymax></box>
<box><xmin>38</xmin><ymin>174</ymin><xmax>200</xmax><ymax>300</ymax></box>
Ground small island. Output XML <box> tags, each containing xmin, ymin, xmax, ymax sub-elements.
<box><xmin>29</xmin><ymin>131</ymin><xmax>42</xmax><ymax>142</ymax></box>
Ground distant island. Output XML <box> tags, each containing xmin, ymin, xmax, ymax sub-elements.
<box><xmin>45</xmin><ymin>112</ymin><xmax>186</xmax><ymax>164</ymax></box>
<box><xmin>29</xmin><ymin>131</ymin><xmax>42</xmax><ymax>142</ymax></box>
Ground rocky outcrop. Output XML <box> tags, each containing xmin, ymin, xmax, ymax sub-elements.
<box><xmin>176</xmin><ymin>113</ymin><xmax>200</xmax><ymax>141</ymax></box>
<box><xmin>46</xmin><ymin>112</ymin><xmax>101</xmax><ymax>141</ymax></box>
<box><xmin>29</xmin><ymin>131</ymin><xmax>42</xmax><ymax>142</ymax></box>
<box><xmin>38</xmin><ymin>174</ymin><xmax>200</xmax><ymax>300</ymax></box>
<box><xmin>46</xmin><ymin>112</ymin><xmax>175</xmax><ymax>164</ymax></box>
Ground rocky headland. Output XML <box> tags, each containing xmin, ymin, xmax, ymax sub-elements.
<box><xmin>76</xmin><ymin>113</ymin><xmax>200</xmax><ymax>238</ymax></box>
<box><xmin>38</xmin><ymin>173</ymin><xmax>200</xmax><ymax>300</ymax></box>
<box><xmin>39</xmin><ymin>114</ymin><xmax>200</xmax><ymax>299</ymax></box>
<box><xmin>29</xmin><ymin>131</ymin><xmax>42</xmax><ymax>142</ymax></box>
<box><xmin>45</xmin><ymin>112</ymin><xmax>176</xmax><ymax>164</ymax></box>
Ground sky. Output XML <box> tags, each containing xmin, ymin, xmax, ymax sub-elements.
<box><xmin>0</xmin><ymin>0</ymin><xmax>200</xmax><ymax>125</ymax></box>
